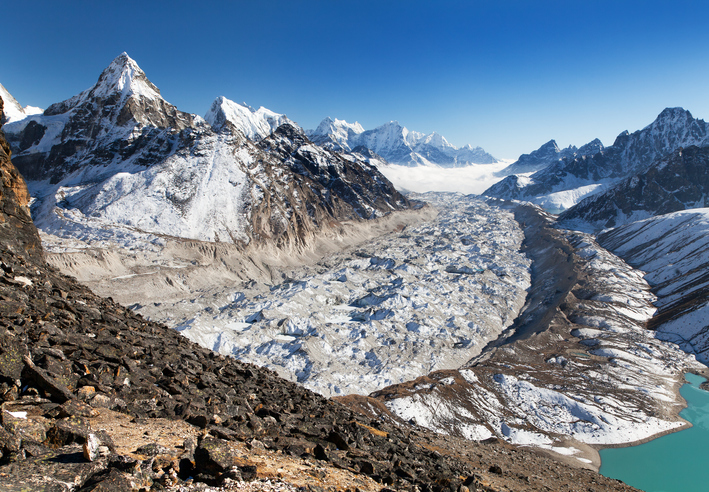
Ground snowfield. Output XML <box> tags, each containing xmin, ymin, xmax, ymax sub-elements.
<box><xmin>599</xmin><ymin>209</ymin><xmax>709</xmax><ymax>363</ymax></box>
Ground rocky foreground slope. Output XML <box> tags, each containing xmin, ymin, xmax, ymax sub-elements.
<box><xmin>0</xmin><ymin>97</ymin><xmax>642</xmax><ymax>490</ymax></box>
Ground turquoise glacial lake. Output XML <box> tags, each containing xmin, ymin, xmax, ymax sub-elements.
<box><xmin>599</xmin><ymin>373</ymin><xmax>709</xmax><ymax>492</ymax></box>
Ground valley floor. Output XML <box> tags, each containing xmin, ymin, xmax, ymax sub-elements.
<box><xmin>41</xmin><ymin>192</ymin><xmax>707</xmax><ymax>470</ymax></box>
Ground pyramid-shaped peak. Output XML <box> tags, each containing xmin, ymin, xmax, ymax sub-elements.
<box><xmin>92</xmin><ymin>52</ymin><xmax>161</xmax><ymax>101</ymax></box>
<box><xmin>632</xmin><ymin>107</ymin><xmax>706</xmax><ymax>141</ymax></box>
<box><xmin>373</xmin><ymin>120</ymin><xmax>409</xmax><ymax>139</ymax></box>
<box><xmin>381</xmin><ymin>120</ymin><xmax>404</xmax><ymax>129</ymax></box>
<box><xmin>642</xmin><ymin>107</ymin><xmax>696</xmax><ymax>131</ymax></box>
<box><xmin>539</xmin><ymin>139</ymin><xmax>560</xmax><ymax>152</ymax></box>
<box><xmin>421</xmin><ymin>131</ymin><xmax>449</xmax><ymax>147</ymax></box>
<box><xmin>312</xmin><ymin>117</ymin><xmax>336</xmax><ymax>135</ymax></box>
<box><xmin>111</xmin><ymin>52</ymin><xmax>141</xmax><ymax>71</ymax></box>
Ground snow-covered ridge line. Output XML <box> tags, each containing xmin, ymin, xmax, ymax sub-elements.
<box><xmin>368</xmin><ymin>204</ymin><xmax>700</xmax><ymax>468</ymax></box>
<box><xmin>307</xmin><ymin>118</ymin><xmax>498</xmax><ymax>167</ymax></box>
<box><xmin>598</xmin><ymin>208</ymin><xmax>709</xmax><ymax>363</ymax></box>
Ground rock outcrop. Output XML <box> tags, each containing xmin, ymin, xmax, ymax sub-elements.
<box><xmin>0</xmin><ymin>97</ymin><xmax>42</xmax><ymax>263</ymax></box>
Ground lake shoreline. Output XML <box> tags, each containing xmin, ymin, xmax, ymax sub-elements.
<box><xmin>543</xmin><ymin>369</ymin><xmax>708</xmax><ymax>473</ymax></box>
<box><xmin>595</xmin><ymin>371</ymin><xmax>709</xmax><ymax>490</ymax></box>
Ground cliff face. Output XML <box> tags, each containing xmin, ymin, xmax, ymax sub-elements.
<box><xmin>0</xmin><ymin>96</ymin><xmax>42</xmax><ymax>263</ymax></box>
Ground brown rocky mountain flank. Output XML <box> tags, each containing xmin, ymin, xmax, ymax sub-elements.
<box><xmin>0</xmin><ymin>95</ymin><xmax>638</xmax><ymax>491</ymax></box>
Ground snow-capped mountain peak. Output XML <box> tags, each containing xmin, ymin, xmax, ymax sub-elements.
<box><xmin>44</xmin><ymin>52</ymin><xmax>165</xmax><ymax>120</ymax></box>
<box><xmin>647</xmin><ymin>107</ymin><xmax>696</xmax><ymax>129</ymax></box>
<box><xmin>307</xmin><ymin>116</ymin><xmax>366</xmax><ymax>152</ymax></box>
<box><xmin>313</xmin><ymin>116</ymin><xmax>365</xmax><ymax>137</ymax></box>
<box><xmin>93</xmin><ymin>52</ymin><xmax>161</xmax><ymax>101</ymax></box>
<box><xmin>205</xmin><ymin>96</ymin><xmax>293</xmax><ymax>140</ymax></box>
<box><xmin>0</xmin><ymin>83</ymin><xmax>42</xmax><ymax>125</ymax></box>
<box><xmin>419</xmin><ymin>131</ymin><xmax>451</xmax><ymax>149</ymax></box>
<box><xmin>363</xmin><ymin>120</ymin><xmax>410</xmax><ymax>150</ymax></box>
<box><xmin>5</xmin><ymin>53</ymin><xmax>199</xmax><ymax>182</ymax></box>
<box><xmin>0</xmin><ymin>83</ymin><xmax>28</xmax><ymax>125</ymax></box>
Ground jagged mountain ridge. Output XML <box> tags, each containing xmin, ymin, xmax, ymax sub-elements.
<box><xmin>4</xmin><ymin>53</ymin><xmax>410</xmax><ymax>248</ymax></box>
<box><xmin>559</xmin><ymin>145</ymin><xmax>709</xmax><ymax>230</ymax></box>
<box><xmin>484</xmin><ymin>108</ymin><xmax>709</xmax><ymax>211</ymax></box>
<box><xmin>205</xmin><ymin>96</ymin><xmax>293</xmax><ymax>141</ymax></box>
<box><xmin>307</xmin><ymin>117</ymin><xmax>498</xmax><ymax>167</ymax></box>
<box><xmin>495</xmin><ymin>138</ymin><xmax>604</xmax><ymax>176</ymax></box>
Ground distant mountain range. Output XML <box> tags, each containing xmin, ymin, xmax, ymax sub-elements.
<box><xmin>6</xmin><ymin>53</ymin><xmax>709</xmax><ymax>239</ymax></box>
<box><xmin>495</xmin><ymin>138</ymin><xmax>604</xmax><ymax>176</ymax></box>
<box><xmin>485</xmin><ymin>108</ymin><xmax>709</xmax><ymax>214</ymax></box>
<box><xmin>307</xmin><ymin>117</ymin><xmax>498</xmax><ymax>167</ymax></box>
<box><xmin>2</xmin><ymin>53</ymin><xmax>409</xmax><ymax>248</ymax></box>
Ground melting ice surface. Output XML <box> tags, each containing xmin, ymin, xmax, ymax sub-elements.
<box><xmin>600</xmin><ymin>373</ymin><xmax>709</xmax><ymax>491</ymax></box>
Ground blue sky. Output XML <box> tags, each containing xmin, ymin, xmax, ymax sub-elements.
<box><xmin>2</xmin><ymin>0</ymin><xmax>708</xmax><ymax>159</ymax></box>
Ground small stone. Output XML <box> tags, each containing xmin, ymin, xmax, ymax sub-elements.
<box><xmin>83</xmin><ymin>433</ymin><xmax>100</xmax><ymax>461</ymax></box>
<box><xmin>77</xmin><ymin>385</ymin><xmax>96</xmax><ymax>401</ymax></box>
<box><xmin>249</xmin><ymin>438</ymin><xmax>266</xmax><ymax>453</ymax></box>
<box><xmin>90</xmin><ymin>394</ymin><xmax>113</xmax><ymax>408</ymax></box>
